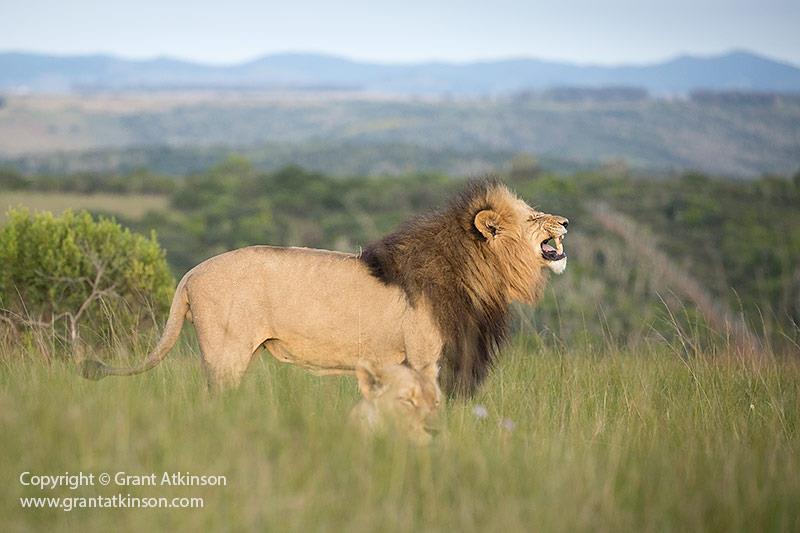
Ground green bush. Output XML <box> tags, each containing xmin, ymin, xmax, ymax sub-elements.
<box><xmin>0</xmin><ymin>208</ymin><xmax>174</xmax><ymax>348</ymax></box>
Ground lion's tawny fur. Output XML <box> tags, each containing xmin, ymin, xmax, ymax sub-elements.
<box><xmin>82</xmin><ymin>180</ymin><xmax>568</xmax><ymax>399</ymax></box>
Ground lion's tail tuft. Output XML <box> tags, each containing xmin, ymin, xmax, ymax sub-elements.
<box><xmin>78</xmin><ymin>358</ymin><xmax>111</xmax><ymax>380</ymax></box>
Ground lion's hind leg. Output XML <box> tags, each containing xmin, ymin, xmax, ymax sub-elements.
<box><xmin>194</xmin><ymin>325</ymin><xmax>261</xmax><ymax>392</ymax></box>
<box><xmin>200</xmin><ymin>349</ymin><xmax>254</xmax><ymax>392</ymax></box>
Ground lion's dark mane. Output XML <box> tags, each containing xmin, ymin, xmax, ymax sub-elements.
<box><xmin>359</xmin><ymin>180</ymin><xmax>515</xmax><ymax>397</ymax></box>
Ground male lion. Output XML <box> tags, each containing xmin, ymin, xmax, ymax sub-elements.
<box><xmin>81</xmin><ymin>180</ymin><xmax>568</xmax><ymax>396</ymax></box>
<box><xmin>350</xmin><ymin>361</ymin><xmax>441</xmax><ymax>444</ymax></box>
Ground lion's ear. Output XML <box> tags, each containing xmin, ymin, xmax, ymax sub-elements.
<box><xmin>356</xmin><ymin>360</ymin><xmax>384</xmax><ymax>399</ymax></box>
<box><xmin>474</xmin><ymin>210</ymin><xmax>502</xmax><ymax>240</ymax></box>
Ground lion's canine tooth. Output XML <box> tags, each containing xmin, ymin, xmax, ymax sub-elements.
<box><xmin>555</xmin><ymin>235</ymin><xmax>564</xmax><ymax>254</ymax></box>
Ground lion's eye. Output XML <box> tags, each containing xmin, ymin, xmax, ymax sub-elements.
<box><xmin>400</xmin><ymin>397</ymin><xmax>417</xmax><ymax>407</ymax></box>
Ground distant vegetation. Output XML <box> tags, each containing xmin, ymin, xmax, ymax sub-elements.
<box><xmin>4</xmin><ymin>159</ymin><xmax>796</xmax><ymax>351</ymax></box>
<box><xmin>1</xmin><ymin>143</ymin><xmax>522</xmax><ymax>179</ymax></box>
<box><xmin>1</xmin><ymin>91</ymin><xmax>799</xmax><ymax>176</ymax></box>
<box><xmin>537</xmin><ymin>86</ymin><xmax>649</xmax><ymax>102</ymax></box>
<box><xmin>690</xmin><ymin>90</ymin><xmax>800</xmax><ymax>106</ymax></box>
<box><xmin>0</xmin><ymin>166</ymin><xmax>175</xmax><ymax>194</ymax></box>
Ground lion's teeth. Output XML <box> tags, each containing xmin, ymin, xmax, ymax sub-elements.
<box><xmin>556</xmin><ymin>235</ymin><xmax>563</xmax><ymax>254</ymax></box>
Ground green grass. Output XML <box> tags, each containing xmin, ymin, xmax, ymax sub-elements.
<box><xmin>1</xmin><ymin>339</ymin><xmax>798</xmax><ymax>532</ymax></box>
<box><xmin>0</xmin><ymin>191</ymin><xmax>168</xmax><ymax>221</ymax></box>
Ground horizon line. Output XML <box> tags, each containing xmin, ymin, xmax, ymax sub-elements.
<box><xmin>2</xmin><ymin>47</ymin><xmax>798</xmax><ymax>70</ymax></box>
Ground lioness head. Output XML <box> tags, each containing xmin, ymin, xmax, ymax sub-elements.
<box><xmin>350</xmin><ymin>361</ymin><xmax>442</xmax><ymax>444</ymax></box>
<box><xmin>473</xmin><ymin>191</ymin><xmax>569</xmax><ymax>276</ymax></box>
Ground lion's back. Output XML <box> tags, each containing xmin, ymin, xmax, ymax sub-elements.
<box><xmin>185</xmin><ymin>245</ymin><xmax>351</xmax><ymax>281</ymax></box>
<box><xmin>182</xmin><ymin>244</ymin><xmax>407</xmax><ymax>336</ymax></box>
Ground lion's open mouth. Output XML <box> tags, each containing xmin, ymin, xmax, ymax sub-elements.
<box><xmin>541</xmin><ymin>235</ymin><xmax>566</xmax><ymax>261</ymax></box>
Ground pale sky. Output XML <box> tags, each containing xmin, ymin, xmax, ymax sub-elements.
<box><xmin>1</xmin><ymin>0</ymin><xmax>798</xmax><ymax>65</ymax></box>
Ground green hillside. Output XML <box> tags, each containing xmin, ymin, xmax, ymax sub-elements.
<box><xmin>4</xmin><ymin>162</ymin><xmax>797</xmax><ymax>350</ymax></box>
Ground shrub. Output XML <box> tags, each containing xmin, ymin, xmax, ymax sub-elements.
<box><xmin>0</xmin><ymin>208</ymin><xmax>174</xmax><ymax>351</ymax></box>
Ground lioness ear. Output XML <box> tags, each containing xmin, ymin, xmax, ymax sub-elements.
<box><xmin>474</xmin><ymin>210</ymin><xmax>502</xmax><ymax>240</ymax></box>
<box><xmin>419</xmin><ymin>362</ymin><xmax>439</xmax><ymax>382</ymax></box>
<box><xmin>356</xmin><ymin>360</ymin><xmax>384</xmax><ymax>399</ymax></box>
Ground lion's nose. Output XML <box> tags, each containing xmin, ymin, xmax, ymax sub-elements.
<box><xmin>560</xmin><ymin>219</ymin><xmax>569</xmax><ymax>228</ymax></box>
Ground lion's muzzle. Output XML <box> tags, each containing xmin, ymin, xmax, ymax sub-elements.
<box><xmin>540</xmin><ymin>217</ymin><xmax>568</xmax><ymax>274</ymax></box>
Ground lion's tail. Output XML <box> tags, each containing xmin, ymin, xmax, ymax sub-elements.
<box><xmin>80</xmin><ymin>275</ymin><xmax>190</xmax><ymax>381</ymax></box>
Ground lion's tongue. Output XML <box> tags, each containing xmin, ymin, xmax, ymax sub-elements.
<box><xmin>542</xmin><ymin>243</ymin><xmax>557</xmax><ymax>253</ymax></box>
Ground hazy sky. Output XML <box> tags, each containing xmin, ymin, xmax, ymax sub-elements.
<box><xmin>1</xmin><ymin>0</ymin><xmax>798</xmax><ymax>65</ymax></box>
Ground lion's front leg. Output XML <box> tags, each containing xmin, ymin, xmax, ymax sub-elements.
<box><xmin>401</xmin><ymin>304</ymin><xmax>444</xmax><ymax>371</ymax></box>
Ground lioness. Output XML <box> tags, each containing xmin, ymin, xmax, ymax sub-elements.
<box><xmin>81</xmin><ymin>180</ymin><xmax>568</xmax><ymax>396</ymax></box>
<box><xmin>350</xmin><ymin>361</ymin><xmax>441</xmax><ymax>444</ymax></box>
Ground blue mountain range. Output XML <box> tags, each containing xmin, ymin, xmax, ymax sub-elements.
<box><xmin>1</xmin><ymin>50</ymin><xmax>799</xmax><ymax>95</ymax></box>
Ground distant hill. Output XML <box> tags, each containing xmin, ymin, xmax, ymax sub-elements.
<box><xmin>1</xmin><ymin>92</ymin><xmax>799</xmax><ymax>176</ymax></box>
<box><xmin>1</xmin><ymin>50</ymin><xmax>800</xmax><ymax>95</ymax></box>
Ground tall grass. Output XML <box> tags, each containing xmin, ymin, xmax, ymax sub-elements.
<box><xmin>1</xmin><ymin>331</ymin><xmax>798</xmax><ymax>532</ymax></box>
